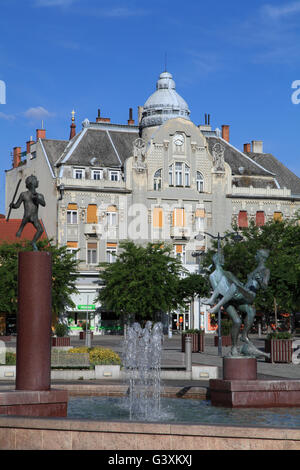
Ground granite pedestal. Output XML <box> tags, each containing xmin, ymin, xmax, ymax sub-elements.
<box><xmin>210</xmin><ymin>356</ymin><xmax>300</xmax><ymax>408</ymax></box>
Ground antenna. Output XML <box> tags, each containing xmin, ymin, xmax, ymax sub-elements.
<box><xmin>164</xmin><ymin>52</ymin><xmax>167</xmax><ymax>72</ymax></box>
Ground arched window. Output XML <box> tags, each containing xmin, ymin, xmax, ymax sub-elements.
<box><xmin>153</xmin><ymin>169</ymin><xmax>162</xmax><ymax>190</ymax></box>
<box><xmin>196</xmin><ymin>172</ymin><xmax>204</xmax><ymax>193</ymax></box>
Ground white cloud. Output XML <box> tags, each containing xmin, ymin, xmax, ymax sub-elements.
<box><xmin>24</xmin><ymin>106</ymin><xmax>55</xmax><ymax>120</ymax></box>
<box><xmin>0</xmin><ymin>112</ymin><xmax>15</xmax><ymax>121</ymax></box>
<box><xmin>262</xmin><ymin>2</ymin><xmax>300</xmax><ymax>19</ymax></box>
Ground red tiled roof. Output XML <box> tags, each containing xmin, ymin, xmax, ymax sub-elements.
<box><xmin>0</xmin><ymin>219</ymin><xmax>47</xmax><ymax>244</ymax></box>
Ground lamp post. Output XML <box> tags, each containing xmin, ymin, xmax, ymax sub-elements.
<box><xmin>194</xmin><ymin>231</ymin><xmax>243</xmax><ymax>356</ymax></box>
<box><xmin>191</xmin><ymin>250</ymin><xmax>204</xmax><ymax>331</ymax></box>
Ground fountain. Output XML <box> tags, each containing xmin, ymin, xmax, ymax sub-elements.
<box><xmin>122</xmin><ymin>321</ymin><xmax>163</xmax><ymax>421</ymax></box>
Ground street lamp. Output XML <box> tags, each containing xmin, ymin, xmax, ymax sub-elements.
<box><xmin>194</xmin><ymin>231</ymin><xmax>243</xmax><ymax>356</ymax></box>
<box><xmin>192</xmin><ymin>250</ymin><xmax>205</xmax><ymax>331</ymax></box>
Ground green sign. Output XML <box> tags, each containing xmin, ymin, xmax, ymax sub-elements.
<box><xmin>77</xmin><ymin>304</ymin><xmax>96</xmax><ymax>310</ymax></box>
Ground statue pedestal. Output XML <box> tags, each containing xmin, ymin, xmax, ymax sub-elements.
<box><xmin>210</xmin><ymin>356</ymin><xmax>300</xmax><ymax>407</ymax></box>
<box><xmin>0</xmin><ymin>252</ymin><xmax>68</xmax><ymax>417</ymax></box>
<box><xmin>223</xmin><ymin>357</ymin><xmax>257</xmax><ymax>380</ymax></box>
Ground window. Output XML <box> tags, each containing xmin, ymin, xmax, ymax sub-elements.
<box><xmin>169</xmin><ymin>163</ymin><xmax>190</xmax><ymax>187</ymax></box>
<box><xmin>92</xmin><ymin>169</ymin><xmax>102</xmax><ymax>180</ymax></box>
<box><xmin>66</xmin><ymin>241</ymin><xmax>78</xmax><ymax>258</ymax></box>
<box><xmin>74</xmin><ymin>168</ymin><xmax>84</xmax><ymax>179</ymax></box>
<box><xmin>196</xmin><ymin>172</ymin><xmax>204</xmax><ymax>193</ymax></box>
<box><xmin>106</xmin><ymin>205</ymin><xmax>117</xmax><ymax>226</ymax></box>
<box><xmin>174</xmin><ymin>245</ymin><xmax>186</xmax><ymax>264</ymax></box>
<box><xmin>106</xmin><ymin>243</ymin><xmax>117</xmax><ymax>263</ymax></box>
<box><xmin>256</xmin><ymin>211</ymin><xmax>265</xmax><ymax>226</ymax></box>
<box><xmin>87</xmin><ymin>204</ymin><xmax>98</xmax><ymax>224</ymax></box>
<box><xmin>110</xmin><ymin>170</ymin><xmax>120</xmax><ymax>182</ymax></box>
<box><xmin>67</xmin><ymin>203</ymin><xmax>78</xmax><ymax>224</ymax></box>
<box><xmin>153</xmin><ymin>169</ymin><xmax>162</xmax><ymax>190</ymax></box>
<box><xmin>195</xmin><ymin>208</ymin><xmax>205</xmax><ymax>231</ymax></box>
<box><xmin>153</xmin><ymin>207</ymin><xmax>163</xmax><ymax>228</ymax></box>
<box><xmin>274</xmin><ymin>211</ymin><xmax>283</xmax><ymax>222</ymax></box>
<box><xmin>238</xmin><ymin>211</ymin><xmax>248</xmax><ymax>228</ymax></box>
<box><xmin>87</xmin><ymin>242</ymin><xmax>97</xmax><ymax>265</ymax></box>
<box><xmin>173</xmin><ymin>208</ymin><xmax>185</xmax><ymax>227</ymax></box>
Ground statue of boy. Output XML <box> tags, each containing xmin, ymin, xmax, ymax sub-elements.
<box><xmin>9</xmin><ymin>175</ymin><xmax>46</xmax><ymax>251</ymax></box>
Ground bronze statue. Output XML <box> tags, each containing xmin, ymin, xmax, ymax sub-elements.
<box><xmin>8</xmin><ymin>175</ymin><xmax>46</xmax><ymax>251</ymax></box>
<box><xmin>204</xmin><ymin>249</ymin><xmax>270</xmax><ymax>358</ymax></box>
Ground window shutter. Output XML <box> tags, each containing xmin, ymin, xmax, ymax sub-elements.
<box><xmin>87</xmin><ymin>204</ymin><xmax>98</xmax><ymax>224</ymax></box>
<box><xmin>238</xmin><ymin>211</ymin><xmax>248</xmax><ymax>228</ymax></box>
<box><xmin>256</xmin><ymin>211</ymin><xmax>265</xmax><ymax>226</ymax></box>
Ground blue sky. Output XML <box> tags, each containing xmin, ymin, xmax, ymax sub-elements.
<box><xmin>1</xmin><ymin>0</ymin><xmax>300</xmax><ymax>213</ymax></box>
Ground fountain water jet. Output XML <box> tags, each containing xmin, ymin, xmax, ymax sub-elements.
<box><xmin>122</xmin><ymin>321</ymin><xmax>163</xmax><ymax>421</ymax></box>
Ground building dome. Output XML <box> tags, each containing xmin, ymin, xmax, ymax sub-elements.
<box><xmin>140</xmin><ymin>71</ymin><xmax>190</xmax><ymax>128</ymax></box>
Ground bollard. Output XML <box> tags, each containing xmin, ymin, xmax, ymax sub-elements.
<box><xmin>185</xmin><ymin>336</ymin><xmax>192</xmax><ymax>372</ymax></box>
<box><xmin>85</xmin><ymin>330</ymin><xmax>92</xmax><ymax>348</ymax></box>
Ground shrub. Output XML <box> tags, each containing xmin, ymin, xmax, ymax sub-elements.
<box><xmin>69</xmin><ymin>347</ymin><xmax>121</xmax><ymax>365</ymax></box>
<box><xmin>182</xmin><ymin>329</ymin><xmax>204</xmax><ymax>334</ymax></box>
<box><xmin>5</xmin><ymin>352</ymin><xmax>16</xmax><ymax>365</ymax></box>
<box><xmin>267</xmin><ymin>331</ymin><xmax>293</xmax><ymax>340</ymax></box>
<box><xmin>54</xmin><ymin>322</ymin><xmax>69</xmax><ymax>337</ymax></box>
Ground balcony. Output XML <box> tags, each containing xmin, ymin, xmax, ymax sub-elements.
<box><xmin>83</xmin><ymin>223</ymin><xmax>103</xmax><ymax>236</ymax></box>
<box><xmin>170</xmin><ymin>226</ymin><xmax>190</xmax><ymax>240</ymax></box>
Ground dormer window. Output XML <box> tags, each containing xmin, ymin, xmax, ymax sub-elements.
<box><xmin>92</xmin><ymin>169</ymin><xmax>103</xmax><ymax>180</ymax></box>
<box><xmin>73</xmin><ymin>168</ymin><xmax>84</xmax><ymax>179</ymax></box>
<box><xmin>109</xmin><ymin>170</ymin><xmax>120</xmax><ymax>182</ymax></box>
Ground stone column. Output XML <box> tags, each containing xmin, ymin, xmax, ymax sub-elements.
<box><xmin>16</xmin><ymin>251</ymin><xmax>52</xmax><ymax>391</ymax></box>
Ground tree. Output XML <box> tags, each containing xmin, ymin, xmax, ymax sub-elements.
<box><xmin>0</xmin><ymin>239</ymin><xmax>79</xmax><ymax>325</ymax></box>
<box><xmin>202</xmin><ymin>216</ymin><xmax>300</xmax><ymax>325</ymax></box>
<box><xmin>97</xmin><ymin>241</ymin><xmax>193</xmax><ymax>323</ymax></box>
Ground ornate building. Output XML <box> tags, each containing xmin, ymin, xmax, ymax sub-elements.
<box><xmin>5</xmin><ymin>71</ymin><xmax>300</xmax><ymax>333</ymax></box>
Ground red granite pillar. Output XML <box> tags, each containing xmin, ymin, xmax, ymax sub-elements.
<box><xmin>16</xmin><ymin>251</ymin><xmax>52</xmax><ymax>391</ymax></box>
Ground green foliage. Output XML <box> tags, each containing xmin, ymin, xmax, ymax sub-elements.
<box><xmin>182</xmin><ymin>329</ymin><xmax>204</xmax><ymax>334</ymax></box>
<box><xmin>97</xmin><ymin>241</ymin><xmax>189</xmax><ymax>322</ymax></box>
<box><xmin>266</xmin><ymin>331</ymin><xmax>293</xmax><ymax>340</ymax></box>
<box><xmin>221</xmin><ymin>319</ymin><xmax>232</xmax><ymax>336</ymax></box>
<box><xmin>0</xmin><ymin>239</ymin><xmax>79</xmax><ymax>316</ymax></box>
<box><xmin>5</xmin><ymin>352</ymin><xmax>16</xmax><ymax>365</ymax></box>
<box><xmin>54</xmin><ymin>322</ymin><xmax>69</xmax><ymax>337</ymax></box>
<box><xmin>177</xmin><ymin>273</ymin><xmax>210</xmax><ymax>301</ymax></box>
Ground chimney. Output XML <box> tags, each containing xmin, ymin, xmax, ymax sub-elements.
<box><xmin>222</xmin><ymin>125</ymin><xmax>230</xmax><ymax>142</ymax></box>
<box><xmin>69</xmin><ymin>110</ymin><xmax>76</xmax><ymax>140</ymax></box>
<box><xmin>26</xmin><ymin>137</ymin><xmax>35</xmax><ymax>155</ymax></box>
<box><xmin>128</xmin><ymin>108</ymin><xmax>135</xmax><ymax>125</ymax></box>
<box><xmin>96</xmin><ymin>108</ymin><xmax>110</xmax><ymax>123</ymax></box>
<box><xmin>36</xmin><ymin>128</ymin><xmax>46</xmax><ymax>140</ymax></box>
<box><xmin>243</xmin><ymin>143</ymin><xmax>251</xmax><ymax>153</ymax></box>
<box><xmin>252</xmin><ymin>140</ymin><xmax>263</xmax><ymax>154</ymax></box>
<box><xmin>13</xmin><ymin>146</ymin><xmax>22</xmax><ymax>168</ymax></box>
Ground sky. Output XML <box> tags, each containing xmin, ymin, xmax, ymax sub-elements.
<box><xmin>1</xmin><ymin>0</ymin><xmax>300</xmax><ymax>214</ymax></box>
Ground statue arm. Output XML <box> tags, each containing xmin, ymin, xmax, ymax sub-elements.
<box><xmin>11</xmin><ymin>193</ymin><xmax>24</xmax><ymax>209</ymax></box>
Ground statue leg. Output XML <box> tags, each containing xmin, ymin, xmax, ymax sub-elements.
<box><xmin>209</xmin><ymin>283</ymin><xmax>237</xmax><ymax>315</ymax></box>
<box><xmin>31</xmin><ymin>220</ymin><xmax>44</xmax><ymax>251</ymax></box>
<box><xmin>16</xmin><ymin>219</ymin><xmax>27</xmax><ymax>238</ymax></box>
<box><xmin>239</xmin><ymin>304</ymin><xmax>255</xmax><ymax>344</ymax></box>
<box><xmin>224</xmin><ymin>304</ymin><xmax>242</xmax><ymax>357</ymax></box>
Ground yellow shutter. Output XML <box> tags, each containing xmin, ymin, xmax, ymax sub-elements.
<box><xmin>67</xmin><ymin>241</ymin><xmax>78</xmax><ymax>248</ymax></box>
<box><xmin>107</xmin><ymin>243</ymin><xmax>117</xmax><ymax>248</ymax></box>
<box><xmin>173</xmin><ymin>208</ymin><xmax>185</xmax><ymax>227</ymax></box>
<box><xmin>87</xmin><ymin>242</ymin><xmax>97</xmax><ymax>249</ymax></box>
<box><xmin>67</xmin><ymin>203</ymin><xmax>78</xmax><ymax>210</ymax></box>
<box><xmin>153</xmin><ymin>208</ymin><xmax>163</xmax><ymax>228</ymax></box>
<box><xmin>107</xmin><ymin>205</ymin><xmax>117</xmax><ymax>212</ymax></box>
<box><xmin>273</xmin><ymin>212</ymin><xmax>283</xmax><ymax>221</ymax></box>
<box><xmin>175</xmin><ymin>245</ymin><xmax>183</xmax><ymax>254</ymax></box>
<box><xmin>195</xmin><ymin>209</ymin><xmax>205</xmax><ymax>218</ymax></box>
<box><xmin>87</xmin><ymin>204</ymin><xmax>98</xmax><ymax>223</ymax></box>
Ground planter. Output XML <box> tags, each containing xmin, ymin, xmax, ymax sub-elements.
<box><xmin>79</xmin><ymin>331</ymin><xmax>94</xmax><ymax>340</ymax></box>
<box><xmin>181</xmin><ymin>333</ymin><xmax>204</xmax><ymax>353</ymax></box>
<box><xmin>214</xmin><ymin>335</ymin><xmax>232</xmax><ymax>347</ymax></box>
<box><xmin>52</xmin><ymin>336</ymin><xmax>71</xmax><ymax>347</ymax></box>
<box><xmin>265</xmin><ymin>339</ymin><xmax>293</xmax><ymax>363</ymax></box>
